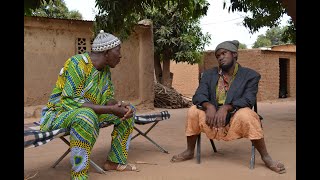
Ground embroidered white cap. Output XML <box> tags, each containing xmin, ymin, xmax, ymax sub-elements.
<box><xmin>91</xmin><ymin>30</ymin><xmax>121</xmax><ymax>52</ymax></box>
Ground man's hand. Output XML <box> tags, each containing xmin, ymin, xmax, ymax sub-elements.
<box><xmin>213</xmin><ymin>104</ymin><xmax>233</xmax><ymax>128</ymax></box>
<box><xmin>106</xmin><ymin>99</ymin><xmax>118</xmax><ymax>106</ymax></box>
<box><xmin>122</xmin><ymin>105</ymin><xmax>134</xmax><ymax>120</ymax></box>
<box><xmin>111</xmin><ymin>104</ymin><xmax>129</xmax><ymax>119</ymax></box>
<box><xmin>117</xmin><ymin>101</ymin><xmax>134</xmax><ymax>120</ymax></box>
<box><xmin>202</xmin><ymin>102</ymin><xmax>217</xmax><ymax>129</ymax></box>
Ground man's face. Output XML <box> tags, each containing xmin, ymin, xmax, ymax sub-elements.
<box><xmin>105</xmin><ymin>45</ymin><xmax>122</xmax><ymax>68</ymax></box>
<box><xmin>215</xmin><ymin>49</ymin><xmax>237</xmax><ymax>71</ymax></box>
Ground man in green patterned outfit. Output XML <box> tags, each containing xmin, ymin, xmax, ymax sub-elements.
<box><xmin>40</xmin><ymin>30</ymin><xmax>138</xmax><ymax>179</ymax></box>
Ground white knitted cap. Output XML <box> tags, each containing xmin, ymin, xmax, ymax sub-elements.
<box><xmin>92</xmin><ymin>30</ymin><xmax>121</xmax><ymax>52</ymax></box>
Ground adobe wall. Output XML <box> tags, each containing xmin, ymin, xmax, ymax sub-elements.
<box><xmin>259</xmin><ymin>50</ymin><xmax>296</xmax><ymax>99</ymax></box>
<box><xmin>271</xmin><ymin>44</ymin><xmax>296</xmax><ymax>52</ymax></box>
<box><xmin>24</xmin><ymin>16</ymin><xmax>154</xmax><ymax>109</ymax></box>
<box><xmin>24</xmin><ymin>17</ymin><xmax>94</xmax><ymax>106</ymax></box>
<box><xmin>171</xmin><ymin>62</ymin><xmax>199</xmax><ymax>98</ymax></box>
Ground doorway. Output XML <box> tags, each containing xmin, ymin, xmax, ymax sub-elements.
<box><xmin>279</xmin><ymin>58</ymin><xmax>289</xmax><ymax>98</ymax></box>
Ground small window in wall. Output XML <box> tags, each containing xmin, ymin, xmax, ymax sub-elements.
<box><xmin>77</xmin><ymin>38</ymin><xmax>87</xmax><ymax>54</ymax></box>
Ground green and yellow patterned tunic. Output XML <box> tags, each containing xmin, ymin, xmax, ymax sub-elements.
<box><xmin>40</xmin><ymin>52</ymin><xmax>134</xmax><ymax>180</ymax></box>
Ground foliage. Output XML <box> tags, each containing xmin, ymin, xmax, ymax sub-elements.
<box><xmin>252</xmin><ymin>35</ymin><xmax>272</xmax><ymax>48</ymax></box>
<box><xmin>281</xmin><ymin>20</ymin><xmax>296</xmax><ymax>44</ymax></box>
<box><xmin>145</xmin><ymin>4</ymin><xmax>211</xmax><ymax>65</ymax></box>
<box><xmin>67</xmin><ymin>10</ymin><xmax>83</xmax><ymax>20</ymax></box>
<box><xmin>239</xmin><ymin>43</ymin><xmax>247</xmax><ymax>49</ymax></box>
<box><xmin>95</xmin><ymin>0</ymin><xmax>211</xmax><ymax>87</ymax></box>
<box><xmin>94</xmin><ymin>0</ymin><xmax>209</xmax><ymax>40</ymax></box>
<box><xmin>252</xmin><ymin>25</ymin><xmax>294</xmax><ymax>48</ymax></box>
<box><xmin>24</xmin><ymin>0</ymin><xmax>49</xmax><ymax>15</ymax></box>
<box><xmin>224</xmin><ymin>0</ymin><xmax>286</xmax><ymax>33</ymax></box>
<box><xmin>28</xmin><ymin>0</ymin><xmax>83</xmax><ymax>20</ymax></box>
<box><xmin>224</xmin><ymin>0</ymin><xmax>295</xmax><ymax>44</ymax></box>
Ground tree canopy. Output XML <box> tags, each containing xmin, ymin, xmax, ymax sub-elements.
<box><xmin>145</xmin><ymin>4</ymin><xmax>211</xmax><ymax>86</ymax></box>
<box><xmin>94</xmin><ymin>0</ymin><xmax>211</xmax><ymax>87</ymax></box>
<box><xmin>95</xmin><ymin>0</ymin><xmax>209</xmax><ymax>39</ymax></box>
<box><xmin>25</xmin><ymin>0</ymin><xmax>49</xmax><ymax>16</ymax></box>
<box><xmin>224</xmin><ymin>0</ymin><xmax>295</xmax><ymax>44</ymax></box>
<box><xmin>252</xmin><ymin>26</ymin><xmax>294</xmax><ymax>48</ymax></box>
<box><xmin>239</xmin><ymin>43</ymin><xmax>247</xmax><ymax>49</ymax></box>
<box><xmin>146</xmin><ymin>4</ymin><xmax>211</xmax><ymax>65</ymax></box>
<box><xmin>25</xmin><ymin>0</ymin><xmax>83</xmax><ymax>20</ymax></box>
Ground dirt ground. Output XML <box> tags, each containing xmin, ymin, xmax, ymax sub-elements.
<box><xmin>24</xmin><ymin>98</ymin><xmax>296</xmax><ymax>180</ymax></box>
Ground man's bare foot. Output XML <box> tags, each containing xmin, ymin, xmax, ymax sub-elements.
<box><xmin>262</xmin><ymin>156</ymin><xmax>286</xmax><ymax>174</ymax></box>
<box><xmin>103</xmin><ymin>160</ymin><xmax>138</xmax><ymax>171</ymax></box>
<box><xmin>170</xmin><ymin>150</ymin><xmax>194</xmax><ymax>163</ymax></box>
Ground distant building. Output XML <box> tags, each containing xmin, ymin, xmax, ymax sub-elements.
<box><xmin>271</xmin><ymin>44</ymin><xmax>296</xmax><ymax>52</ymax></box>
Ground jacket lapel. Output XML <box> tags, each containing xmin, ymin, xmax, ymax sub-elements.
<box><xmin>225</xmin><ymin>66</ymin><xmax>246</xmax><ymax>104</ymax></box>
<box><xmin>210</xmin><ymin>68</ymin><xmax>219</xmax><ymax>105</ymax></box>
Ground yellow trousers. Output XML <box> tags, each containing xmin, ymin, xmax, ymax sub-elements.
<box><xmin>185</xmin><ymin>105</ymin><xmax>264</xmax><ymax>141</ymax></box>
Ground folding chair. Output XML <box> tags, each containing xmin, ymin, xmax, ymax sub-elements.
<box><xmin>195</xmin><ymin>102</ymin><xmax>263</xmax><ymax>169</ymax></box>
<box><xmin>24</xmin><ymin>121</ymin><xmax>109</xmax><ymax>174</ymax></box>
<box><xmin>131</xmin><ymin>110</ymin><xmax>171</xmax><ymax>154</ymax></box>
<box><xmin>24</xmin><ymin>110</ymin><xmax>171</xmax><ymax>174</ymax></box>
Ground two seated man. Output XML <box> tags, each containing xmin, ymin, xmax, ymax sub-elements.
<box><xmin>38</xmin><ymin>30</ymin><xmax>285</xmax><ymax>180</ymax></box>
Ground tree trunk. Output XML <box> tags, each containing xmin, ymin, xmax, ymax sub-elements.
<box><xmin>154</xmin><ymin>54</ymin><xmax>162</xmax><ymax>83</ymax></box>
<box><xmin>161</xmin><ymin>59</ymin><xmax>172</xmax><ymax>88</ymax></box>
<box><xmin>280</xmin><ymin>0</ymin><xmax>296</xmax><ymax>25</ymax></box>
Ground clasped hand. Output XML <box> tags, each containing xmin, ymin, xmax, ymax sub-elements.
<box><xmin>205</xmin><ymin>106</ymin><xmax>228</xmax><ymax>129</ymax></box>
<box><xmin>112</xmin><ymin>101</ymin><xmax>134</xmax><ymax>120</ymax></box>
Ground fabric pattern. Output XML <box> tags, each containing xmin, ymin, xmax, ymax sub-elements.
<box><xmin>216</xmin><ymin>63</ymin><xmax>239</xmax><ymax>105</ymax></box>
<box><xmin>134</xmin><ymin>110</ymin><xmax>170</xmax><ymax>125</ymax></box>
<box><xmin>38</xmin><ymin>52</ymin><xmax>131</xmax><ymax>180</ymax></box>
<box><xmin>24</xmin><ymin>111</ymin><xmax>171</xmax><ymax>149</ymax></box>
<box><xmin>24</xmin><ymin>122</ymin><xmax>68</xmax><ymax>148</ymax></box>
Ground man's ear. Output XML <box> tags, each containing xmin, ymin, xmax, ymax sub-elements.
<box><xmin>232</xmin><ymin>52</ymin><xmax>238</xmax><ymax>59</ymax></box>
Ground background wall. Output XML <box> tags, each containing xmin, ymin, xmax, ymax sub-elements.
<box><xmin>24</xmin><ymin>16</ymin><xmax>154</xmax><ymax>109</ymax></box>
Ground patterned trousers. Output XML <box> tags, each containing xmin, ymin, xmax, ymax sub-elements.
<box><xmin>40</xmin><ymin>107</ymin><xmax>134</xmax><ymax>180</ymax></box>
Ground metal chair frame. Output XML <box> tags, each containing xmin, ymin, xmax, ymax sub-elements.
<box><xmin>195</xmin><ymin>103</ymin><xmax>262</xmax><ymax>169</ymax></box>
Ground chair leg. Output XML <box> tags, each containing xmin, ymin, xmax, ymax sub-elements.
<box><xmin>52</xmin><ymin>136</ymin><xmax>71</xmax><ymax>168</ymax></box>
<box><xmin>250</xmin><ymin>144</ymin><xmax>255</xmax><ymax>169</ymax></box>
<box><xmin>209</xmin><ymin>139</ymin><xmax>218</xmax><ymax>152</ymax></box>
<box><xmin>196</xmin><ymin>134</ymin><xmax>201</xmax><ymax>164</ymax></box>
<box><xmin>53</xmin><ymin>137</ymin><xmax>107</xmax><ymax>174</ymax></box>
<box><xmin>51</xmin><ymin>148</ymin><xmax>71</xmax><ymax>168</ymax></box>
<box><xmin>132</xmin><ymin>122</ymin><xmax>159</xmax><ymax>140</ymax></box>
<box><xmin>133</xmin><ymin>126</ymin><xmax>169</xmax><ymax>153</ymax></box>
<box><xmin>90</xmin><ymin>160</ymin><xmax>107</xmax><ymax>174</ymax></box>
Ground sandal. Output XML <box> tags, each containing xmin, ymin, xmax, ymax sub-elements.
<box><xmin>116</xmin><ymin>163</ymin><xmax>139</xmax><ymax>171</ymax></box>
<box><xmin>104</xmin><ymin>162</ymin><xmax>139</xmax><ymax>172</ymax></box>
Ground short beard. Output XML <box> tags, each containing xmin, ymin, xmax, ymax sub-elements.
<box><xmin>220</xmin><ymin>61</ymin><xmax>234</xmax><ymax>71</ymax></box>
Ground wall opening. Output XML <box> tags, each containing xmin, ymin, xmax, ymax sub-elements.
<box><xmin>279</xmin><ymin>58</ymin><xmax>289</xmax><ymax>98</ymax></box>
<box><xmin>76</xmin><ymin>38</ymin><xmax>93</xmax><ymax>54</ymax></box>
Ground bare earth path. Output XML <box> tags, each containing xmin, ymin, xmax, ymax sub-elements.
<box><xmin>24</xmin><ymin>99</ymin><xmax>296</xmax><ymax>180</ymax></box>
